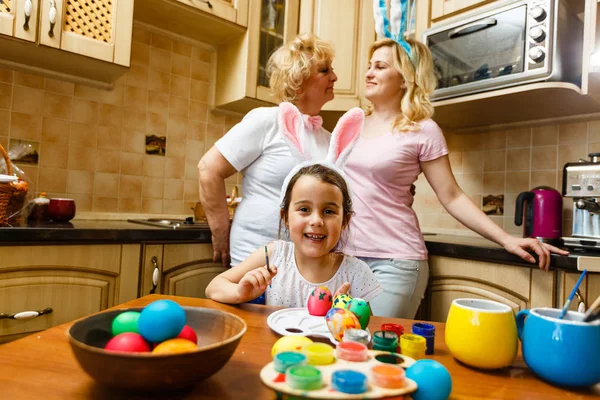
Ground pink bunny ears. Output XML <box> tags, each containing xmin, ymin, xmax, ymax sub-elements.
<box><xmin>278</xmin><ymin>102</ymin><xmax>364</xmax><ymax>203</ymax></box>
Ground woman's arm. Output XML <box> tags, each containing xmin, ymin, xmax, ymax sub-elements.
<box><xmin>205</xmin><ymin>243</ymin><xmax>277</xmax><ymax>304</ymax></box>
<box><xmin>198</xmin><ymin>146</ymin><xmax>237</xmax><ymax>268</ymax></box>
<box><xmin>421</xmin><ymin>155</ymin><xmax>568</xmax><ymax>270</ymax></box>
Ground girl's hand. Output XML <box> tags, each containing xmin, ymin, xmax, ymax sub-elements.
<box><xmin>502</xmin><ymin>237</ymin><xmax>569</xmax><ymax>271</ymax></box>
<box><xmin>237</xmin><ymin>266</ymin><xmax>278</xmax><ymax>302</ymax></box>
<box><xmin>333</xmin><ymin>282</ymin><xmax>350</xmax><ymax>299</ymax></box>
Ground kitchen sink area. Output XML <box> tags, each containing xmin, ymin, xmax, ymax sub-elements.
<box><xmin>127</xmin><ymin>217</ymin><xmax>209</xmax><ymax>230</ymax></box>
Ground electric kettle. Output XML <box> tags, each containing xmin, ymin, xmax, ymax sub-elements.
<box><xmin>514</xmin><ymin>186</ymin><xmax>562</xmax><ymax>243</ymax></box>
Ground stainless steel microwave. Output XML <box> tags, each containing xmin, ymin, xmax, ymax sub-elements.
<box><xmin>423</xmin><ymin>0</ymin><xmax>583</xmax><ymax>100</ymax></box>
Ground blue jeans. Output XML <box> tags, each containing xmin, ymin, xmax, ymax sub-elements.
<box><xmin>359</xmin><ymin>257</ymin><xmax>429</xmax><ymax>319</ymax></box>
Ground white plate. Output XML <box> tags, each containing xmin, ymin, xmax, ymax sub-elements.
<box><xmin>0</xmin><ymin>174</ymin><xmax>17</xmax><ymax>183</ymax></box>
<box><xmin>266</xmin><ymin>307</ymin><xmax>370</xmax><ymax>346</ymax></box>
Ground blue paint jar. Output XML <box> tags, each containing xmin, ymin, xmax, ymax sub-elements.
<box><xmin>412</xmin><ymin>322</ymin><xmax>435</xmax><ymax>355</ymax></box>
<box><xmin>331</xmin><ymin>370</ymin><xmax>368</xmax><ymax>394</ymax></box>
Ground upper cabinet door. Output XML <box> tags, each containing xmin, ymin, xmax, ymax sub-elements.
<box><xmin>0</xmin><ymin>0</ymin><xmax>39</xmax><ymax>42</ymax></box>
<box><xmin>431</xmin><ymin>0</ymin><xmax>494</xmax><ymax>22</ymax></box>
<box><xmin>299</xmin><ymin>0</ymin><xmax>374</xmax><ymax>111</ymax></box>
<box><xmin>39</xmin><ymin>0</ymin><xmax>133</xmax><ymax>66</ymax></box>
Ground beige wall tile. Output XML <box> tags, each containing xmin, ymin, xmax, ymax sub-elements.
<box><xmin>40</xmin><ymin>142</ymin><xmax>68</xmax><ymax>169</ymax></box>
<box><xmin>506</xmin><ymin>148</ymin><xmax>530</xmax><ymax>171</ymax></box>
<box><xmin>189</xmin><ymin>101</ymin><xmax>207</xmax><ymax>122</ymax></box>
<box><xmin>188</xmin><ymin>120</ymin><xmax>207</xmax><ymax>142</ymax></box>
<box><xmin>483</xmin><ymin>150</ymin><xmax>506</xmax><ymax>172</ymax></box>
<box><xmin>93</xmin><ymin>196</ymin><xmax>118</xmax><ymax>212</ymax></box>
<box><xmin>68</xmin><ymin>146</ymin><xmax>96</xmax><ymax>171</ymax></box>
<box><xmin>143</xmin><ymin>155</ymin><xmax>165</xmax><ymax>177</ymax></box>
<box><xmin>505</xmin><ymin>171</ymin><xmax>530</xmax><ymax>193</ymax></box>
<box><xmin>483</xmin><ymin>172</ymin><xmax>505</xmax><ymax>194</ymax></box>
<box><xmin>531</xmin><ymin>170</ymin><xmax>557</xmax><ymax>189</ymax></box>
<box><xmin>142</xmin><ymin>198</ymin><xmax>163</xmax><ymax>213</ymax></box>
<box><xmin>94</xmin><ymin>172</ymin><xmax>119</xmax><ymax>196</ymax></box>
<box><xmin>151</xmin><ymin>33</ymin><xmax>173</xmax><ymax>51</ymax></box>
<box><xmin>71</xmin><ymin>98</ymin><xmax>99</xmax><ymax>124</ymax></box>
<box><xmin>67</xmin><ymin>170</ymin><xmax>93</xmax><ymax>195</ymax></box>
<box><xmin>146</xmin><ymin>112</ymin><xmax>168</xmax><ymax>136</ymax></box>
<box><xmin>70</xmin><ymin>123</ymin><xmax>98</xmax><ymax>148</ymax></box>
<box><xmin>100</xmin><ymin>85</ymin><xmax>125</xmax><ymax>107</ymax></box>
<box><xmin>558</xmin><ymin>145</ymin><xmax>588</xmax><ymax>170</ymax></box>
<box><xmin>120</xmin><ymin>152</ymin><xmax>144</xmax><ymax>175</ymax></box>
<box><xmin>172</xmin><ymin>54</ymin><xmax>191</xmax><ymax>77</ymax></box>
<box><xmin>43</xmin><ymin>92</ymin><xmax>72</xmax><ymax>120</ymax></box>
<box><xmin>12</xmin><ymin>86</ymin><xmax>43</xmax><ymax>115</ymax></box>
<box><xmin>122</xmin><ymin>107</ymin><xmax>147</xmax><ymax>130</ymax></box>
<box><xmin>163</xmin><ymin>199</ymin><xmax>184</xmax><ymax>214</ymax></box>
<box><xmin>14</xmin><ymin>72</ymin><xmax>44</xmax><ymax>89</ymax></box>
<box><xmin>169</xmin><ymin>96</ymin><xmax>189</xmax><ymax>117</ymax></box>
<box><xmin>185</xmin><ymin>140</ymin><xmax>204</xmax><ymax>162</ymax></box>
<box><xmin>164</xmin><ymin>179</ymin><xmax>184</xmax><ymax>199</ymax></box>
<box><xmin>99</xmin><ymin>104</ymin><xmax>124</xmax><ymax>128</ymax></box>
<box><xmin>133</xmin><ymin>26</ymin><xmax>151</xmax><ymax>44</ymax></box>
<box><xmin>45</xmin><ymin>78</ymin><xmax>74</xmax><ymax>95</ymax></box>
<box><xmin>120</xmin><ymin>175</ymin><xmax>143</xmax><ymax>198</ymax></box>
<box><xmin>184</xmin><ymin>179</ymin><xmax>199</xmax><ymax>201</ymax></box>
<box><xmin>207</xmin><ymin>112</ymin><xmax>226</xmax><ymax>125</ymax></box>
<box><xmin>191</xmin><ymin>60</ymin><xmax>210</xmax><ymax>82</ymax></box>
<box><xmin>71</xmin><ymin>194</ymin><xmax>92</xmax><ymax>212</ymax></box>
<box><xmin>74</xmin><ymin>85</ymin><xmax>103</xmax><ymax>102</ymax></box>
<box><xmin>168</xmin><ymin>139</ymin><xmax>185</xmax><ymax>158</ymax></box>
<box><xmin>174</xmin><ymin>42</ymin><xmax>192</xmax><ymax>57</ymax></box>
<box><xmin>460</xmin><ymin>173</ymin><xmax>483</xmax><ymax>194</ymax></box>
<box><xmin>0</xmin><ymin>83</ymin><xmax>11</xmax><ymax>110</ymax></box>
<box><xmin>95</xmin><ymin>149</ymin><xmax>121</xmax><ymax>173</ymax></box>
<box><xmin>119</xmin><ymin>197</ymin><xmax>142</xmax><ymax>213</ymax></box>
<box><xmin>559</xmin><ymin>122</ymin><xmax>587</xmax><ymax>146</ymax></box>
<box><xmin>10</xmin><ymin>112</ymin><xmax>41</xmax><ymax>140</ymax></box>
<box><xmin>532</xmin><ymin>125</ymin><xmax>558</xmax><ymax>146</ymax></box>
<box><xmin>148</xmin><ymin>91</ymin><xmax>169</xmax><ymax>117</ymax></box>
<box><xmin>149</xmin><ymin>70</ymin><xmax>171</xmax><ymax>94</ymax></box>
<box><xmin>190</xmin><ymin>80</ymin><xmax>209</xmax><ymax>103</ymax></box>
<box><xmin>167</xmin><ymin>115</ymin><xmax>188</xmax><ymax>141</ymax></box>
<box><xmin>121</xmin><ymin>129</ymin><xmax>146</xmax><ymax>154</ymax></box>
<box><xmin>461</xmin><ymin>151</ymin><xmax>483</xmax><ymax>174</ymax></box>
<box><xmin>150</xmin><ymin>48</ymin><xmax>172</xmax><ymax>73</ymax></box>
<box><xmin>0</xmin><ymin>111</ymin><xmax>8</xmax><ymax>136</ymax></box>
<box><xmin>506</xmin><ymin>128</ymin><xmax>531</xmax><ymax>148</ymax></box>
<box><xmin>170</xmin><ymin>75</ymin><xmax>191</xmax><ymax>99</ymax></box>
<box><xmin>589</xmin><ymin>120</ymin><xmax>600</xmax><ymax>143</ymax></box>
<box><xmin>165</xmin><ymin>157</ymin><xmax>185</xmax><ymax>179</ymax></box>
<box><xmin>125</xmin><ymin>86</ymin><xmax>148</xmax><ymax>111</ymax></box>
<box><xmin>531</xmin><ymin>146</ymin><xmax>557</xmax><ymax>170</ymax></box>
<box><xmin>192</xmin><ymin>47</ymin><xmax>211</xmax><ymax>62</ymax></box>
<box><xmin>97</xmin><ymin>126</ymin><xmax>122</xmax><ymax>150</ymax></box>
<box><xmin>19</xmin><ymin>164</ymin><xmax>38</xmax><ymax>189</ymax></box>
<box><xmin>126</xmin><ymin>64</ymin><xmax>149</xmax><ymax>89</ymax></box>
<box><xmin>39</xmin><ymin>167</ymin><xmax>67</xmax><ymax>193</ymax></box>
<box><xmin>143</xmin><ymin>177</ymin><xmax>164</xmax><ymax>198</ymax></box>
<box><xmin>42</xmin><ymin>117</ymin><xmax>69</xmax><ymax>144</ymax></box>
<box><xmin>484</xmin><ymin>131</ymin><xmax>506</xmax><ymax>150</ymax></box>
<box><xmin>185</xmin><ymin>160</ymin><xmax>200</xmax><ymax>180</ymax></box>
<box><xmin>0</xmin><ymin>68</ymin><xmax>14</xmax><ymax>83</ymax></box>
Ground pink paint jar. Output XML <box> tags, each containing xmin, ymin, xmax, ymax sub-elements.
<box><xmin>336</xmin><ymin>341</ymin><xmax>368</xmax><ymax>362</ymax></box>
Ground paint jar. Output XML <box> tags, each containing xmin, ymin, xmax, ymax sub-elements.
<box><xmin>342</xmin><ymin>328</ymin><xmax>370</xmax><ymax>347</ymax></box>
<box><xmin>273</xmin><ymin>351</ymin><xmax>307</xmax><ymax>373</ymax></box>
<box><xmin>381</xmin><ymin>323</ymin><xmax>404</xmax><ymax>352</ymax></box>
<box><xmin>400</xmin><ymin>334</ymin><xmax>426</xmax><ymax>360</ymax></box>
<box><xmin>336</xmin><ymin>341</ymin><xmax>369</xmax><ymax>362</ymax></box>
<box><xmin>370</xmin><ymin>364</ymin><xmax>406</xmax><ymax>388</ymax></box>
<box><xmin>412</xmin><ymin>322</ymin><xmax>436</xmax><ymax>355</ymax></box>
<box><xmin>372</xmin><ymin>331</ymin><xmax>398</xmax><ymax>352</ymax></box>
<box><xmin>331</xmin><ymin>370</ymin><xmax>368</xmax><ymax>394</ymax></box>
<box><xmin>303</xmin><ymin>342</ymin><xmax>335</xmax><ymax>365</ymax></box>
<box><xmin>286</xmin><ymin>365</ymin><xmax>322</xmax><ymax>390</ymax></box>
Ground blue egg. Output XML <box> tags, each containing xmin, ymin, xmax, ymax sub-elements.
<box><xmin>138</xmin><ymin>300</ymin><xmax>186</xmax><ymax>343</ymax></box>
<box><xmin>405</xmin><ymin>359</ymin><xmax>452</xmax><ymax>400</ymax></box>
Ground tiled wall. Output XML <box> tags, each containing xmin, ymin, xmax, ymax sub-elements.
<box><xmin>413</xmin><ymin>120</ymin><xmax>600</xmax><ymax>237</ymax></box>
<box><xmin>0</xmin><ymin>25</ymin><xmax>243</xmax><ymax>216</ymax></box>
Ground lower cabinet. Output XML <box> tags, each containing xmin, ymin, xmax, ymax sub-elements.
<box><xmin>140</xmin><ymin>243</ymin><xmax>227</xmax><ymax>298</ymax></box>
<box><xmin>423</xmin><ymin>256</ymin><xmax>556</xmax><ymax>322</ymax></box>
<box><xmin>0</xmin><ymin>244</ymin><xmax>140</xmax><ymax>343</ymax></box>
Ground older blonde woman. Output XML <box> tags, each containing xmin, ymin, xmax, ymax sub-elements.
<box><xmin>198</xmin><ymin>33</ymin><xmax>337</xmax><ymax>268</ymax></box>
<box><xmin>343</xmin><ymin>38</ymin><xmax>569</xmax><ymax>319</ymax></box>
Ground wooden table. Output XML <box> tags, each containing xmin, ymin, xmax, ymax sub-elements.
<box><xmin>0</xmin><ymin>295</ymin><xmax>598</xmax><ymax>399</ymax></box>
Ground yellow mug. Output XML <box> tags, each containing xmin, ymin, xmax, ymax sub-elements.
<box><xmin>445</xmin><ymin>298</ymin><xmax>517</xmax><ymax>369</ymax></box>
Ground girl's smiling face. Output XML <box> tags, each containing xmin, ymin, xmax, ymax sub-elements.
<box><xmin>286</xmin><ymin>175</ymin><xmax>345</xmax><ymax>259</ymax></box>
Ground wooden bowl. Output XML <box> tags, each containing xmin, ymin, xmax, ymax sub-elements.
<box><xmin>68</xmin><ymin>306</ymin><xmax>247</xmax><ymax>391</ymax></box>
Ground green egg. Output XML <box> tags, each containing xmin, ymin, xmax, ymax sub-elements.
<box><xmin>347</xmin><ymin>298</ymin><xmax>371</xmax><ymax>330</ymax></box>
<box><xmin>111</xmin><ymin>311</ymin><xmax>141</xmax><ymax>336</ymax></box>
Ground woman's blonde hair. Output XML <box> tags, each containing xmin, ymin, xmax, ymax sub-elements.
<box><xmin>366</xmin><ymin>38</ymin><xmax>436</xmax><ymax>132</ymax></box>
<box><xmin>267</xmin><ymin>33</ymin><xmax>335</xmax><ymax>103</ymax></box>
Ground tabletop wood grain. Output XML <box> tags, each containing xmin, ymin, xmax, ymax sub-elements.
<box><xmin>0</xmin><ymin>295</ymin><xmax>598</xmax><ymax>399</ymax></box>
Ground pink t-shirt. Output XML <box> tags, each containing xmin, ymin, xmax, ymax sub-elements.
<box><xmin>343</xmin><ymin>119</ymin><xmax>449</xmax><ymax>260</ymax></box>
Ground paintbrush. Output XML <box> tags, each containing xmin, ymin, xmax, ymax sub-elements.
<box><xmin>559</xmin><ymin>269</ymin><xmax>587</xmax><ymax>319</ymax></box>
<box><xmin>583</xmin><ymin>294</ymin><xmax>600</xmax><ymax>323</ymax></box>
<box><xmin>264</xmin><ymin>245</ymin><xmax>271</xmax><ymax>273</ymax></box>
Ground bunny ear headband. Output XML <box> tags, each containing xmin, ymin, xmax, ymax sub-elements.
<box><xmin>374</xmin><ymin>0</ymin><xmax>415</xmax><ymax>64</ymax></box>
<box><xmin>278</xmin><ymin>102</ymin><xmax>364</xmax><ymax>204</ymax></box>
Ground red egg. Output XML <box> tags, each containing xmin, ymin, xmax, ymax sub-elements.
<box><xmin>105</xmin><ymin>332</ymin><xmax>150</xmax><ymax>353</ymax></box>
<box><xmin>176</xmin><ymin>325</ymin><xmax>198</xmax><ymax>344</ymax></box>
<box><xmin>307</xmin><ymin>286</ymin><xmax>333</xmax><ymax>316</ymax></box>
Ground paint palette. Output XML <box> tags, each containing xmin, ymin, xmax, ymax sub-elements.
<box><xmin>267</xmin><ymin>308</ymin><xmax>370</xmax><ymax>345</ymax></box>
<box><xmin>260</xmin><ymin>350</ymin><xmax>417</xmax><ymax>399</ymax></box>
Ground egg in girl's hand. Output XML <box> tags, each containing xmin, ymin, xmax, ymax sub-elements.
<box><xmin>307</xmin><ymin>286</ymin><xmax>333</xmax><ymax>316</ymax></box>
<box><xmin>332</xmin><ymin>294</ymin><xmax>353</xmax><ymax>309</ymax></box>
<box><xmin>325</xmin><ymin>308</ymin><xmax>361</xmax><ymax>342</ymax></box>
<box><xmin>105</xmin><ymin>332</ymin><xmax>151</xmax><ymax>353</ymax></box>
<box><xmin>347</xmin><ymin>298</ymin><xmax>371</xmax><ymax>329</ymax></box>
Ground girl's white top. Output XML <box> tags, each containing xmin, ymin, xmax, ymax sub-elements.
<box><xmin>265</xmin><ymin>240</ymin><xmax>383</xmax><ymax>307</ymax></box>
<box><xmin>214</xmin><ymin>107</ymin><xmax>330</xmax><ymax>266</ymax></box>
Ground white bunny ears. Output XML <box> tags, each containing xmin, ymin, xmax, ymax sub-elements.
<box><xmin>278</xmin><ymin>102</ymin><xmax>364</xmax><ymax>203</ymax></box>
<box><xmin>373</xmin><ymin>0</ymin><xmax>414</xmax><ymax>62</ymax></box>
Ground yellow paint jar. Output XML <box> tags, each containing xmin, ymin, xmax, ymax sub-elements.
<box><xmin>303</xmin><ymin>342</ymin><xmax>335</xmax><ymax>365</ymax></box>
<box><xmin>400</xmin><ymin>334</ymin><xmax>426</xmax><ymax>360</ymax></box>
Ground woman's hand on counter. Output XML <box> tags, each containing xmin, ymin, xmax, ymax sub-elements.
<box><xmin>501</xmin><ymin>236</ymin><xmax>569</xmax><ymax>271</ymax></box>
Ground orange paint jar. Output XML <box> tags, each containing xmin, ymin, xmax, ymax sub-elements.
<box><xmin>370</xmin><ymin>364</ymin><xmax>406</xmax><ymax>388</ymax></box>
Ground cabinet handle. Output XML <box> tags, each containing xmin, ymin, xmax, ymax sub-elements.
<box><xmin>0</xmin><ymin>307</ymin><xmax>53</xmax><ymax>320</ymax></box>
<box><xmin>48</xmin><ymin>0</ymin><xmax>57</xmax><ymax>38</ymax></box>
<box><xmin>200</xmin><ymin>0</ymin><xmax>212</xmax><ymax>9</ymax></box>
<box><xmin>150</xmin><ymin>256</ymin><xmax>159</xmax><ymax>294</ymax></box>
<box><xmin>23</xmin><ymin>0</ymin><xmax>32</xmax><ymax>31</ymax></box>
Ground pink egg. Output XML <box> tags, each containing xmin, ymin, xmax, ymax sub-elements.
<box><xmin>176</xmin><ymin>325</ymin><xmax>198</xmax><ymax>344</ymax></box>
<box><xmin>105</xmin><ymin>332</ymin><xmax>151</xmax><ymax>353</ymax></box>
<box><xmin>307</xmin><ymin>286</ymin><xmax>333</xmax><ymax>316</ymax></box>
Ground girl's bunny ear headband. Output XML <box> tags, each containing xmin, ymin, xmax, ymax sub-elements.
<box><xmin>278</xmin><ymin>101</ymin><xmax>364</xmax><ymax>204</ymax></box>
<box><xmin>374</xmin><ymin>0</ymin><xmax>416</xmax><ymax>65</ymax></box>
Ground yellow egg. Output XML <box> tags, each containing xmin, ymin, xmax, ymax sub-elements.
<box><xmin>152</xmin><ymin>338</ymin><xmax>197</xmax><ymax>355</ymax></box>
<box><xmin>271</xmin><ymin>336</ymin><xmax>313</xmax><ymax>357</ymax></box>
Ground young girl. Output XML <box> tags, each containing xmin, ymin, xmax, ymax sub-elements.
<box><xmin>205</xmin><ymin>103</ymin><xmax>383</xmax><ymax>307</ymax></box>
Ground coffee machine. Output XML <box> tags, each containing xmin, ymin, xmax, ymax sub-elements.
<box><xmin>562</xmin><ymin>153</ymin><xmax>600</xmax><ymax>249</ymax></box>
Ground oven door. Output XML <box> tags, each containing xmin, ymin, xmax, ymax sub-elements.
<box><xmin>426</xmin><ymin>3</ymin><xmax>534</xmax><ymax>100</ymax></box>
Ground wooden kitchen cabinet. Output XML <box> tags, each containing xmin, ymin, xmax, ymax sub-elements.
<box><xmin>140</xmin><ymin>243</ymin><xmax>226</xmax><ymax>298</ymax></box>
<box><xmin>431</xmin><ymin>0</ymin><xmax>496</xmax><ymax>22</ymax></box>
<box><xmin>424</xmin><ymin>256</ymin><xmax>556</xmax><ymax>322</ymax></box>
<box><xmin>556</xmin><ymin>271</ymin><xmax>600</xmax><ymax>314</ymax></box>
<box><xmin>0</xmin><ymin>0</ymin><xmax>39</xmax><ymax>42</ymax></box>
<box><xmin>0</xmin><ymin>244</ymin><xmax>140</xmax><ymax>343</ymax></box>
<box><xmin>215</xmin><ymin>0</ymin><xmax>299</xmax><ymax>113</ymax></box>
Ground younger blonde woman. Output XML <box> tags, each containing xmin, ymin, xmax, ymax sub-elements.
<box><xmin>343</xmin><ymin>38</ymin><xmax>569</xmax><ymax>319</ymax></box>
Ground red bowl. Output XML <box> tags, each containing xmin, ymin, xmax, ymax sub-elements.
<box><xmin>48</xmin><ymin>198</ymin><xmax>76</xmax><ymax>222</ymax></box>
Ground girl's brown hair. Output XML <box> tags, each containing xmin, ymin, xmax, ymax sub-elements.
<box><xmin>279</xmin><ymin>164</ymin><xmax>353</xmax><ymax>247</ymax></box>
<box><xmin>365</xmin><ymin>38</ymin><xmax>436</xmax><ymax>132</ymax></box>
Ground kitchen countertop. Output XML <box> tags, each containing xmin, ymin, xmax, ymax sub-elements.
<box><xmin>0</xmin><ymin>220</ymin><xmax>589</xmax><ymax>271</ymax></box>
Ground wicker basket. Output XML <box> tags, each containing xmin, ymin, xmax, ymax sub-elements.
<box><xmin>0</xmin><ymin>144</ymin><xmax>13</xmax><ymax>224</ymax></box>
<box><xmin>0</xmin><ymin>143</ymin><xmax>28</xmax><ymax>224</ymax></box>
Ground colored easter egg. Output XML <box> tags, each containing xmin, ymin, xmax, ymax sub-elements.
<box><xmin>405</xmin><ymin>359</ymin><xmax>452</xmax><ymax>400</ymax></box>
<box><xmin>347</xmin><ymin>298</ymin><xmax>371</xmax><ymax>330</ymax></box>
<box><xmin>307</xmin><ymin>286</ymin><xmax>333</xmax><ymax>316</ymax></box>
<box><xmin>176</xmin><ymin>325</ymin><xmax>198</xmax><ymax>344</ymax></box>
<box><xmin>105</xmin><ymin>332</ymin><xmax>150</xmax><ymax>353</ymax></box>
<box><xmin>152</xmin><ymin>338</ymin><xmax>198</xmax><ymax>355</ymax></box>
<box><xmin>111</xmin><ymin>311</ymin><xmax>141</xmax><ymax>336</ymax></box>
<box><xmin>325</xmin><ymin>308</ymin><xmax>361</xmax><ymax>342</ymax></box>
<box><xmin>138</xmin><ymin>299</ymin><xmax>186</xmax><ymax>343</ymax></box>
<box><xmin>271</xmin><ymin>336</ymin><xmax>314</xmax><ymax>357</ymax></box>
<box><xmin>332</xmin><ymin>294</ymin><xmax>353</xmax><ymax>309</ymax></box>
